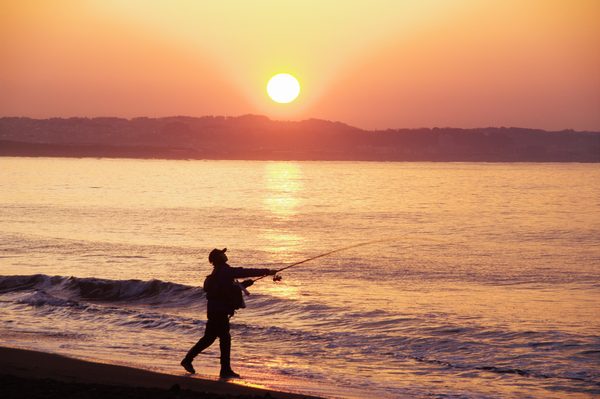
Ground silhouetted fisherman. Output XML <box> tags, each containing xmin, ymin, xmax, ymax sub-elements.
<box><xmin>181</xmin><ymin>248</ymin><xmax>276</xmax><ymax>379</ymax></box>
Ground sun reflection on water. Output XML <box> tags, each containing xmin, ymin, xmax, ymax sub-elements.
<box><xmin>263</xmin><ymin>162</ymin><xmax>303</xmax><ymax>218</ymax></box>
<box><xmin>261</xmin><ymin>162</ymin><xmax>305</xmax><ymax>263</ymax></box>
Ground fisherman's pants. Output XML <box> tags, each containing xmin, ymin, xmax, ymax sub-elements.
<box><xmin>185</xmin><ymin>312</ymin><xmax>231</xmax><ymax>369</ymax></box>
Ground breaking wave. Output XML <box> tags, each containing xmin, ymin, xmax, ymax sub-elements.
<box><xmin>0</xmin><ymin>274</ymin><xmax>205</xmax><ymax>307</ymax></box>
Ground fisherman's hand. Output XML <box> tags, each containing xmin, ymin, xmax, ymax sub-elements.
<box><xmin>241</xmin><ymin>279</ymin><xmax>254</xmax><ymax>288</ymax></box>
<box><xmin>267</xmin><ymin>269</ymin><xmax>278</xmax><ymax>276</ymax></box>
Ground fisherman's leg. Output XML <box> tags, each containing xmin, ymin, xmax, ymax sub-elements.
<box><xmin>217</xmin><ymin>316</ymin><xmax>231</xmax><ymax>369</ymax></box>
<box><xmin>219</xmin><ymin>333</ymin><xmax>231</xmax><ymax>370</ymax></box>
<box><xmin>215</xmin><ymin>315</ymin><xmax>238</xmax><ymax>378</ymax></box>
<box><xmin>183</xmin><ymin>317</ymin><xmax>219</xmax><ymax>365</ymax></box>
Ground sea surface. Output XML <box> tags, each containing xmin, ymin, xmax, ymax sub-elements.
<box><xmin>1</xmin><ymin>157</ymin><xmax>599</xmax><ymax>399</ymax></box>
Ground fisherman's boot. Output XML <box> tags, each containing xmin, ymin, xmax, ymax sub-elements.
<box><xmin>219</xmin><ymin>367</ymin><xmax>240</xmax><ymax>379</ymax></box>
<box><xmin>180</xmin><ymin>356</ymin><xmax>196</xmax><ymax>374</ymax></box>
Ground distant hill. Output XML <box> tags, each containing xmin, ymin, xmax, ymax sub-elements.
<box><xmin>1</xmin><ymin>115</ymin><xmax>598</xmax><ymax>162</ymax></box>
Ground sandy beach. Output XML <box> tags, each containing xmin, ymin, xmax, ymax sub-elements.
<box><xmin>0</xmin><ymin>347</ymin><xmax>321</xmax><ymax>399</ymax></box>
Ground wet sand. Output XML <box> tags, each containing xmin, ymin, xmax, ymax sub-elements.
<box><xmin>0</xmin><ymin>347</ymin><xmax>321</xmax><ymax>399</ymax></box>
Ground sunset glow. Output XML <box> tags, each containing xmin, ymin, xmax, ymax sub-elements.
<box><xmin>1</xmin><ymin>0</ymin><xmax>599</xmax><ymax>130</ymax></box>
<box><xmin>1</xmin><ymin>1</ymin><xmax>600</xmax><ymax>396</ymax></box>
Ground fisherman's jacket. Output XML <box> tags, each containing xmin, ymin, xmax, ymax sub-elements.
<box><xmin>204</xmin><ymin>263</ymin><xmax>270</xmax><ymax>316</ymax></box>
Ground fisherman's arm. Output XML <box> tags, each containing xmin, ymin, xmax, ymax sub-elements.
<box><xmin>231</xmin><ymin>267</ymin><xmax>277</xmax><ymax>278</ymax></box>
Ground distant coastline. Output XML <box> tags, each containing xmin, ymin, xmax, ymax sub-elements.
<box><xmin>1</xmin><ymin>115</ymin><xmax>598</xmax><ymax>162</ymax></box>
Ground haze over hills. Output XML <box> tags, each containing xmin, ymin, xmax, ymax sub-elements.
<box><xmin>0</xmin><ymin>115</ymin><xmax>598</xmax><ymax>162</ymax></box>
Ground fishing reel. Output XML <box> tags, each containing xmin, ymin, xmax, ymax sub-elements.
<box><xmin>273</xmin><ymin>274</ymin><xmax>282</xmax><ymax>282</ymax></box>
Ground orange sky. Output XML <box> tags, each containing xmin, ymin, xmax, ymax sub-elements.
<box><xmin>1</xmin><ymin>0</ymin><xmax>599</xmax><ymax>130</ymax></box>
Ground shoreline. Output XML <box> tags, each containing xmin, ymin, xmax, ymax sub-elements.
<box><xmin>0</xmin><ymin>346</ymin><xmax>322</xmax><ymax>399</ymax></box>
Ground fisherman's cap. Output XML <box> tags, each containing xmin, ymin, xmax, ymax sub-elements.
<box><xmin>208</xmin><ymin>248</ymin><xmax>227</xmax><ymax>264</ymax></box>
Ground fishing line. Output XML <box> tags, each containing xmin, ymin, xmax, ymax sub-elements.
<box><xmin>251</xmin><ymin>238</ymin><xmax>396</xmax><ymax>283</ymax></box>
<box><xmin>250</xmin><ymin>234</ymin><xmax>449</xmax><ymax>287</ymax></box>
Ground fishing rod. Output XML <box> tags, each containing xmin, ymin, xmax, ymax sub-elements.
<box><xmin>251</xmin><ymin>238</ymin><xmax>394</xmax><ymax>284</ymax></box>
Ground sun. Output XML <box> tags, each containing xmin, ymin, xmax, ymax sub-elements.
<box><xmin>267</xmin><ymin>73</ymin><xmax>300</xmax><ymax>104</ymax></box>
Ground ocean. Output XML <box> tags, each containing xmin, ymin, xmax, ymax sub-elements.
<box><xmin>1</xmin><ymin>157</ymin><xmax>599</xmax><ymax>398</ymax></box>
